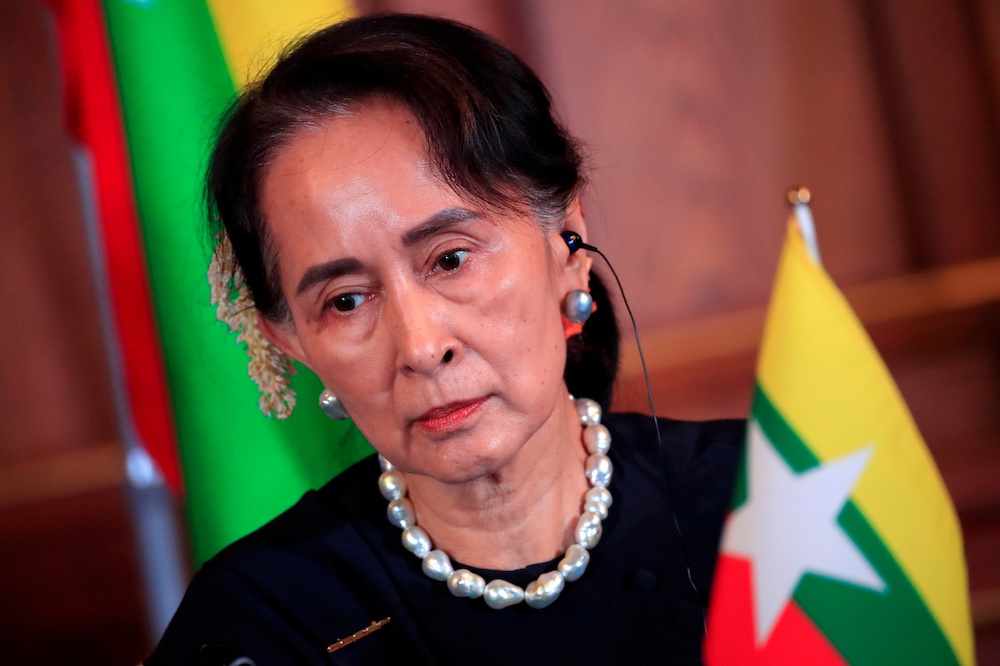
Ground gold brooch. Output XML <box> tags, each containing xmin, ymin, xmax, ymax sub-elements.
<box><xmin>327</xmin><ymin>617</ymin><xmax>392</xmax><ymax>653</ymax></box>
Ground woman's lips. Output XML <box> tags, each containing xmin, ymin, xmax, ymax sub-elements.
<box><xmin>415</xmin><ymin>396</ymin><xmax>489</xmax><ymax>433</ymax></box>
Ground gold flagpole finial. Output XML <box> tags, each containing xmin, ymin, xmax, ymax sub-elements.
<box><xmin>786</xmin><ymin>186</ymin><xmax>811</xmax><ymax>206</ymax></box>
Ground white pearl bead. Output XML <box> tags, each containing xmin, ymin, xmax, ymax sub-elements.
<box><xmin>575</xmin><ymin>510</ymin><xmax>603</xmax><ymax>550</ymax></box>
<box><xmin>483</xmin><ymin>580</ymin><xmax>524</xmax><ymax>609</ymax></box>
<box><xmin>387</xmin><ymin>498</ymin><xmax>415</xmax><ymax>529</ymax></box>
<box><xmin>525</xmin><ymin>571</ymin><xmax>565</xmax><ymax>609</ymax></box>
<box><xmin>575</xmin><ymin>398</ymin><xmax>602</xmax><ymax>427</ymax></box>
<box><xmin>378</xmin><ymin>469</ymin><xmax>407</xmax><ymax>500</ymax></box>
<box><xmin>585</xmin><ymin>486</ymin><xmax>613</xmax><ymax>510</ymax></box>
<box><xmin>585</xmin><ymin>454</ymin><xmax>613</xmax><ymax>488</ymax></box>
<box><xmin>582</xmin><ymin>424</ymin><xmax>611</xmax><ymax>455</ymax></box>
<box><xmin>422</xmin><ymin>550</ymin><xmax>453</xmax><ymax>581</ymax></box>
<box><xmin>584</xmin><ymin>498</ymin><xmax>608</xmax><ymax>520</ymax></box>
<box><xmin>558</xmin><ymin>544</ymin><xmax>590</xmax><ymax>582</ymax></box>
<box><xmin>378</xmin><ymin>454</ymin><xmax>394</xmax><ymax>471</ymax></box>
<box><xmin>584</xmin><ymin>486</ymin><xmax>612</xmax><ymax>520</ymax></box>
<box><xmin>401</xmin><ymin>526</ymin><xmax>431</xmax><ymax>558</ymax></box>
<box><xmin>447</xmin><ymin>569</ymin><xmax>486</xmax><ymax>598</ymax></box>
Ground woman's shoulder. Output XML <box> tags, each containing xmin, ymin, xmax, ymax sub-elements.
<box><xmin>603</xmin><ymin>411</ymin><xmax>744</xmax><ymax>467</ymax></box>
<box><xmin>147</xmin><ymin>454</ymin><xmax>391</xmax><ymax>665</ymax></box>
<box><xmin>603</xmin><ymin>412</ymin><xmax>745</xmax><ymax>598</ymax></box>
<box><xmin>604</xmin><ymin>411</ymin><xmax>744</xmax><ymax>506</ymax></box>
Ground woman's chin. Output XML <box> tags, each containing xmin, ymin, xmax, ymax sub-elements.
<box><xmin>405</xmin><ymin>429</ymin><xmax>525</xmax><ymax>487</ymax></box>
<box><xmin>378</xmin><ymin>394</ymin><xmax>564</xmax><ymax>487</ymax></box>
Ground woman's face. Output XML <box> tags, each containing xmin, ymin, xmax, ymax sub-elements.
<box><xmin>260</xmin><ymin>103</ymin><xmax>590</xmax><ymax>484</ymax></box>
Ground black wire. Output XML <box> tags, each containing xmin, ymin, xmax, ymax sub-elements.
<box><xmin>582</xmin><ymin>245</ymin><xmax>661</xmax><ymax>448</ymax></box>
<box><xmin>582</xmin><ymin>241</ymin><xmax>709</xmax><ymax>632</ymax></box>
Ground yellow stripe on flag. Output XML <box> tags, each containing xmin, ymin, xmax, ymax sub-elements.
<box><xmin>758</xmin><ymin>218</ymin><xmax>973</xmax><ymax>666</ymax></box>
<box><xmin>206</xmin><ymin>0</ymin><xmax>354</xmax><ymax>89</ymax></box>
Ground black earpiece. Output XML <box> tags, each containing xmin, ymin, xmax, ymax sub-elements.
<box><xmin>560</xmin><ymin>230</ymin><xmax>598</xmax><ymax>254</ymax></box>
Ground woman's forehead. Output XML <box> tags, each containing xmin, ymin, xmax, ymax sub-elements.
<box><xmin>258</xmin><ymin>101</ymin><xmax>552</xmax><ymax>280</ymax></box>
<box><xmin>261</xmin><ymin>104</ymin><xmax>462</xmax><ymax>240</ymax></box>
<box><xmin>266</xmin><ymin>103</ymin><xmax>430</xmax><ymax>186</ymax></box>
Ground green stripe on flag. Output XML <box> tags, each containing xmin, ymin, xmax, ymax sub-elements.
<box><xmin>797</xmin><ymin>505</ymin><xmax>960</xmax><ymax>665</ymax></box>
<box><xmin>753</xmin><ymin>386</ymin><xmax>960</xmax><ymax>665</ymax></box>
<box><xmin>102</xmin><ymin>0</ymin><xmax>371</xmax><ymax>563</ymax></box>
<box><xmin>730</xmin><ymin>443</ymin><xmax>748</xmax><ymax>510</ymax></box>
<box><xmin>752</xmin><ymin>385</ymin><xmax>817</xmax><ymax>473</ymax></box>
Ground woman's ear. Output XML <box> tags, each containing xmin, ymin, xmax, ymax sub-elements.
<box><xmin>561</xmin><ymin>197</ymin><xmax>592</xmax><ymax>288</ymax></box>
<box><xmin>257</xmin><ymin>313</ymin><xmax>306</xmax><ymax>365</ymax></box>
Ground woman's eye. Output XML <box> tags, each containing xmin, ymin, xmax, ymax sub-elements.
<box><xmin>435</xmin><ymin>249</ymin><xmax>469</xmax><ymax>272</ymax></box>
<box><xmin>328</xmin><ymin>293</ymin><xmax>366</xmax><ymax>312</ymax></box>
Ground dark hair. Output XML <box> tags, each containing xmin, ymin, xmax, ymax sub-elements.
<box><xmin>207</xmin><ymin>13</ymin><xmax>618</xmax><ymax>406</ymax></box>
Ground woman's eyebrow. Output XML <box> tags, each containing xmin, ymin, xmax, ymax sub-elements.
<box><xmin>296</xmin><ymin>257</ymin><xmax>364</xmax><ymax>295</ymax></box>
<box><xmin>295</xmin><ymin>208</ymin><xmax>479</xmax><ymax>294</ymax></box>
<box><xmin>401</xmin><ymin>207</ymin><xmax>480</xmax><ymax>247</ymax></box>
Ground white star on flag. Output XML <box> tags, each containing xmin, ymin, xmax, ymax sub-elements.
<box><xmin>724</xmin><ymin>419</ymin><xmax>886</xmax><ymax>645</ymax></box>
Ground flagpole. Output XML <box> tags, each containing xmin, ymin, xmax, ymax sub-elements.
<box><xmin>73</xmin><ymin>147</ymin><xmax>187</xmax><ymax>641</ymax></box>
<box><xmin>787</xmin><ymin>186</ymin><xmax>822</xmax><ymax>265</ymax></box>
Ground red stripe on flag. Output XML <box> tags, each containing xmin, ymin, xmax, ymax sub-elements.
<box><xmin>46</xmin><ymin>0</ymin><xmax>183</xmax><ymax>493</ymax></box>
<box><xmin>705</xmin><ymin>555</ymin><xmax>849</xmax><ymax>665</ymax></box>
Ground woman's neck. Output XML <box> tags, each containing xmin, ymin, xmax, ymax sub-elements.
<box><xmin>403</xmin><ymin>396</ymin><xmax>589</xmax><ymax>571</ymax></box>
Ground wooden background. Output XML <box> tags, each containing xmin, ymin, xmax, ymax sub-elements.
<box><xmin>1</xmin><ymin>0</ymin><xmax>998</xmax><ymax>663</ymax></box>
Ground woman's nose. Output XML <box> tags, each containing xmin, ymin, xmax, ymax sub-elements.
<box><xmin>389</xmin><ymin>287</ymin><xmax>460</xmax><ymax>376</ymax></box>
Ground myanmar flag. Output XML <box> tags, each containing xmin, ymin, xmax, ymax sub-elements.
<box><xmin>704</xmin><ymin>203</ymin><xmax>975</xmax><ymax>665</ymax></box>
<box><xmin>50</xmin><ymin>0</ymin><xmax>372</xmax><ymax>565</ymax></box>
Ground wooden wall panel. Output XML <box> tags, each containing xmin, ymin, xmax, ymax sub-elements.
<box><xmin>0</xmin><ymin>489</ymin><xmax>147</xmax><ymax>665</ymax></box>
<box><xmin>0</xmin><ymin>2</ymin><xmax>145</xmax><ymax>664</ymax></box>
<box><xmin>858</xmin><ymin>0</ymin><xmax>1000</xmax><ymax>268</ymax></box>
<box><xmin>0</xmin><ymin>0</ymin><xmax>117</xmax><ymax>464</ymax></box>
<box><xmin>526</xmin><ymin>0</ymin><xmax>909</xmax><ymax>328</ymax></box>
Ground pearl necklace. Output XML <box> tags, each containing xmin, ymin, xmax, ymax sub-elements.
<box><xmin>377</xmin><ymin>396</ymin><xmax>613</xmax><ymax>610</ymax></box>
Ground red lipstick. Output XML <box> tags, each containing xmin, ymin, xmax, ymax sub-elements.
<box><xmin>415</xmin><ymin>397</ymin><xmax>488</xmax><ymax>433</ymax></box>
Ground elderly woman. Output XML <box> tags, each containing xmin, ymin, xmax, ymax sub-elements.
<box><xmin>147</xmin><ymin>13</ymin><xmax>741</xmax><ymax>666</ymax></box>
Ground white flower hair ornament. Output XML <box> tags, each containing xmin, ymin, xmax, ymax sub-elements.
<box><xmin>208</xmin><ymin>232</ymin><xmax>297</xmax><ymax>419</ymax></box>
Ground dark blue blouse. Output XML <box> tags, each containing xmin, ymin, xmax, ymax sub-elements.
<box><xmin>147</xmin><ymin>413</ymin><xmax>743</xmax><ymax>665</ymax></box>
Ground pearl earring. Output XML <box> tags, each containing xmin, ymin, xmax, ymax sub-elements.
<box><xmin>563</xmin><ymin>289</ymin><xmax>594</xmax><ymax>325</ymax></box>
<box><xmin>319</xmin><ymin>389</ymin><xmax>350</xmax><ymax>420</ymax></box>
